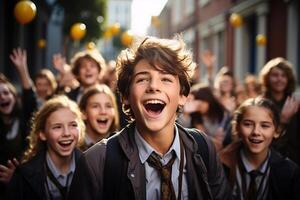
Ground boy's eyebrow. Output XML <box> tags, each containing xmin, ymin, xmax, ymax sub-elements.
<box><xmin>133</xmin><ymin>71</ymin><xmax>149</xmax><ymax>78</ymax></box>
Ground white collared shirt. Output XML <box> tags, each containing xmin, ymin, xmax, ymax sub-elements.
<box><xmin>134</xmin><ymin>125</ymin><xmax>189</xmax><ymax>200</ymax></box>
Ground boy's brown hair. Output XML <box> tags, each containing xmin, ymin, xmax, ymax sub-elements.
<box><xmin>259</xmin><ymin>57</ymin><xmax>296</xmax><ymax>96</ymax></box>
<box><xmin>71</xmin><ymin>50</ymin><xmax>106</xmax><ymax>80</ymax></box>
<box><xmin>116</xmin><ymin>35</ymin><xmax>196</xmax><ymax>119</ymax></box>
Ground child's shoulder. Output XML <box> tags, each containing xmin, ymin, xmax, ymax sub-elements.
<box><xmin>270</xmin><ymin>149</ymin><xmax>300</xmax><ymax>173</ymax></box>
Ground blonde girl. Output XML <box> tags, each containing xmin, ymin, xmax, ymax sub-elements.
<box><xmin>8</xmin><ymin>95</ymin><xmax>85</xmax><ymax>200</ymax></box>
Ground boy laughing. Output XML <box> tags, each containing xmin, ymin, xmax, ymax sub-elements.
<box><xmin>68</xmin><ymin>36</ymin><xmax>230</xmax><ymax>200</ymax></box>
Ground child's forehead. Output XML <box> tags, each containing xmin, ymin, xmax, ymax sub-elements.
<box><xmin>133</xmin><ymin>59</ymin><xmax>172</xmax><ymax>74</ymax></box>
<box><xmin>243</xmin><ymin>106</ymin><xmax>273</xmax><ymax>119</ymax></box>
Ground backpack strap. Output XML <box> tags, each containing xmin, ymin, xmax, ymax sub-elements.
<box><xmin>185</xmin><ymin>128</ymin><xmax>209</xmax><ymax>169</ymax></box>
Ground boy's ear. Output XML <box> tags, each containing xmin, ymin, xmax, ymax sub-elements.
<box><xmin>179</xmin><ymin>94</ymin><xmax>187</xmax><ymax>106</ymax></box>
<box><xmin>39</xmin><ymin>132</ymin><xmax>47</xmax><ymax>141</ymax></box>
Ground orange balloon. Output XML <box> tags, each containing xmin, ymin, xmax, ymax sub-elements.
<box><xmin>14</xmin><ymin>0</ymin><xmax>37</xmax><ymax>25</ymax></box>
<box><xmin>70</xmin><ymin>23</ymin><xmax>86</xmax><ymax>40</ymax></box>
<box><xmin>256</xmin><ymin>34</ymin><xmax>267</xmax><ymax>46</ymax></box>
<box><xmin>229</xmin><ymin>13</ymin><xmax>242</xmax><ymax>28</ymax></box>
<box><xmin>37</xmin><ymin>39</ymin><xmax>46</xmax><ymax>48</ymax></box>
<box><xmin>110</xmin><ymin>23</ymin><xmax>120</xmax><ymax>35</ymax></box>
<box><xmin>121</xmin><ymin>31</ymin><xmax>133</xmax><ymax>46</ymax></box>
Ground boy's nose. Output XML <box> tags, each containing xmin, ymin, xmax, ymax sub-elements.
<box><xmin>147</xmin><ymin>79</ymin><xmax>160</xmax><ymax>92</ymax></box>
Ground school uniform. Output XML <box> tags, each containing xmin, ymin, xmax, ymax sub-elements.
<box><xmin>220</xmin><ymin>141</ymin><xmax>300</xmax><ymax>200</ymax></box>
<box><xmin>68</xmin><ymin>122</ymin><xmax>231</xmax><ymax>200</ymax></box>
<box><xmin>7</xmin><ymin>148</ymin><xmax>82</xmax><ymax>200</ymax></box>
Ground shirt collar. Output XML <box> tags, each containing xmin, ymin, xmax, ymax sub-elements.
<box><xmin>240</xmin><ymin>149</ymin><xmax>270</xmax><ymax>174</ymax></box>
<box><xmin>46</xmin><ymin>151</ymin><xmax>76</xmax><ymax>178</ymax></box>
<box><xmin>134</xmin><ymin>125</ymin><xmax>181</xmax><ymax>164</ymax></box>
<box><xmin>84</xmin><ymin>134</ymin><xmax>95</xmax><ymax>147</ymax></box>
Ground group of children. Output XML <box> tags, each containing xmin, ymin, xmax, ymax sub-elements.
<box><xmin>0</xmin><ymin>35</ymin><xmax>299</xmax><ymax>200</ymax></box>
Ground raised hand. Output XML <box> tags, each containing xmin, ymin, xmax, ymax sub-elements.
<box><xmin>0</xmin><ymin>158</ymin><xmax>20</xmax><ymax>184</ymax></box>
<box><xmin>281</xmin><ymin>96</ymin><xmax>299</xmax><ymax>124</ymax></box>
<box><xmin>9</xmin><ymin>48</ymin><xmax>28</xmax><ymax>73</ymax></box>
<box><xmin>9</xmin><ymin>48</ymin><xmax>32</xmax><ymax>89</ymax></box>
<box><xmin>53</xmin><ymin>53</ymin><xmax>68</xmax><ymax>74</ymax></box>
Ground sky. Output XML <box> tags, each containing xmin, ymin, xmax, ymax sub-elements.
<box><xmin>131</xmin><ymin>0</ymin><xmax>168</xmax><ymax>36</ymax></box>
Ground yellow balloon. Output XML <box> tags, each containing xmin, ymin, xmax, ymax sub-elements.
<box><xmin>14</xmin><ymin>0</ymin><xmax>37</xmax><ymax>25</ymax></box>
<box><xmin>86</xmin><ymin>42</ymin><xmax>96</xmax><ymax>50</ymax></box>
<box><xmin>110</xmin><ymin>23</ymin><xmax>120</xmax><ymax>36</ymax></box>
<box><xmin>229</xmin><ymin>13</ymin><xmax>243</xmax><ymax>28</ymax></box>
<box><xmin>103</xmin><ymin>29</ymin><xmax>112</xmax><ymax>40</ymax></box>
<box><xmin>37</xmin><ymin>39</ymin><xmax>46</xmax><ymax>48</ymax></box>
<box><xmin>70</xmin><ymin>23</ymin><xmax>86</xmax><ymax>40</ymax></box>
<box><xmin>121</xmin><ymin>31</ymin><xmax>133</xmax><ymax>46</ymax></box>
<box><xmin>256</xmin><ymin>34</ymin><xmax>267</xmax><ymax>46</ymax></box>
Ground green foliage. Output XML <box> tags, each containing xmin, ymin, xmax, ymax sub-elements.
<box><xmin>57</xmin><ymin>0</ymin><xmax>107</xmax><ymax>42</ymax></box>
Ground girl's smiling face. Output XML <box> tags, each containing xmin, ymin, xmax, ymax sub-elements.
<box><xmin>39</xmin><ymin>108</ymin><xmax>80</xmax><ymax>160</ymax></box>
<box><xmin>0</xmin><ymin>83</ymin><xmax>16</xmax><ymax>115</ymax></box>
<box><xmin>84</xmin><ymin>92</ymin><xmax>115</xmax><ymax>137</ymax></box>
<box><xmin>238</xmin><ymin>106</ymin><xmax>277</xmax><ymax>159</ymax></box>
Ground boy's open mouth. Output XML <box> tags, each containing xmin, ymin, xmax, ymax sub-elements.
<box><xmin>144</xmin><ymin>99</ymin><xmax>166</xmax><ymax>115</ymax></box>
<box><xmin>96</xmin><ymin>118</ymin><xmax>109</xmax><ymax>126</ymax></box>
<box><xmin>249</xmin><ymin>138</ymin><xmax>263</xmax><ymax>144</ymax></box>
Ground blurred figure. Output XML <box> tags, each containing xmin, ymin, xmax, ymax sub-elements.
<box><xmin>244</xmin><ymin>74</ymin><xmax>261</xmax><ymax>98</ymax></box>
<box><xmin>0</xmin><ymin>74</ymin><xmax>31</xmax><ymax>198</ymax></box>
<box><xmin>101</xmin><ymin>60</ymin><xmax>117</xmax><ymax>91</ymax></box>
<box><xmin>34</xmin><ymin>69</ymin><xmax>57</xmax><ymax>106</ymax></box>
<box><xmin>214</xmin><ymin>66</ymin><xmax>237</xmax><ymax>113</ymax></box>
<box><xmin>68</xmin><ymin>50</ymin><xmax>106</xmax><ymax>102</ymax></box>
<box><xmin>235</xmin><ymin>74</ymin><xmax>261</xmax><ymax>106</ymax></box>
<box><xmin>10</xmin><ymin>48</ymin><xmax>56</xmax><ymax>107</ymax></box>
<box><xmin>259</xmin><ymin>57</ymin><xmax>300</xmax><ymax>165</ymax></box>
<box><xmin>184</xmin><ymin>84</ymin><xmax>231</xmax><ymax>151</ymax></box>
<box><xmin>53</xmin><ymin>53</ymin><xmax>79</xmax><ymax>93</ymax></box>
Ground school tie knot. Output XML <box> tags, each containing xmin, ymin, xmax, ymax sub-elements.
<box><xmin>147</xmin><ymin>152</ymin><xmax>176</xmax><ymax>200</ymax></box>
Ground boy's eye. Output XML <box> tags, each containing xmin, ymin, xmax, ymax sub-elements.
<box><xmin>161</xmin><ymin>77</ymin><xmax>173</xmax><ymax>82</ymax></box>
<box><xmin>135</xmin><ymin>77</ymin><xmax>148</xmax><ymax>83</ymax></box>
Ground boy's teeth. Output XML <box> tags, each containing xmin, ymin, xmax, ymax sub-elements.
<box><xmin>145</xmin><ymin>99</ymin><xmax>164</xmax><ymax>104</ymax></box>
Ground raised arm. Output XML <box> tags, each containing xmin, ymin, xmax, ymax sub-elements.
<box><xmin>9</xmin><ymin>48</ymin><xmax>32</xmax><ymax>89</ymax></box>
